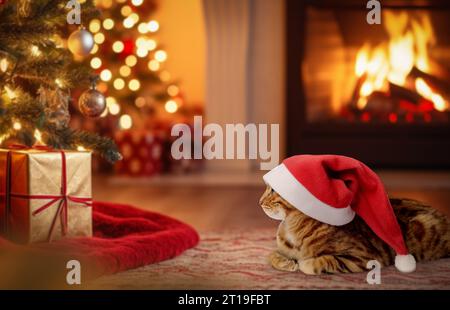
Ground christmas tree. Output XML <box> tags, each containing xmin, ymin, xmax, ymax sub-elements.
<box><xmin>87</xmin><ymin>0</ymin><xmax>184</xmax><ymax>131</ymax></box>
<box><xmin>0</xmin><ymin>0</ymin><xmax>121</xmax><ymax>163</ymax></box>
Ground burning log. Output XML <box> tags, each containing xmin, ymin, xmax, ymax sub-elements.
<box><xmin>388</xmin><ymin>82</ymin><xmax>424</xmax><ymax>105</ymax></box>
<box><xmin>409</xmin><ymin>66</ymin><xmax>450</xmax><ymax>96</ymax></box>
<box><xmin>350</xmin><ymin>73</ymin><xmax>367</xmax><ymax>108</ymax></box>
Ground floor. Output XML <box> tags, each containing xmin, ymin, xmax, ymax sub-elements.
<box><xmin>89</xmin><ymin>171</ymin><xmax>450</xmax><ymax>289</ymax></box>
<box><xmin>93</xmin><ymin>172</ymin><xmax>450</xmax><ymax>232</ymax></box>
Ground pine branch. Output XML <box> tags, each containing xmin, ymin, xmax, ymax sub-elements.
<box><xmin>44</xmin><ymin>125</ymin><xmax>122</xmax><ymax>163</ymax></box>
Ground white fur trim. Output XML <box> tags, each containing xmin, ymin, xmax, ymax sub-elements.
<box><xmin>395</xmin><ymin>254</ymin><xmax>416</xmax><ymax>273</ymax></box>
<box><xmin>263</xmin><ymin>164</ymin><xmax>355</xmax><ymax>226</ymax></box>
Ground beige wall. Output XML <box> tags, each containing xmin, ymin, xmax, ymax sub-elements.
<box><xmin>203</xmin><ymin>0</ymin><xmax>285</xmax><ymax>171</ymax></box>
<box><xmin>153</xmin><ymin>0</ymin><xmax>206</xmax><ymax>105</ymax></box>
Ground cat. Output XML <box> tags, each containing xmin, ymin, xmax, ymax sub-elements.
<box><xmin>259</xmin><ymin>185</ymin><xmax>450</xmax><ymax>275</ymax></box>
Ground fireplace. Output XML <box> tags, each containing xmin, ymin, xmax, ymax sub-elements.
<box><xmin>286</xmin><ymin>0</ymin><xmax>450</xmax><ymax>168</ymax></box>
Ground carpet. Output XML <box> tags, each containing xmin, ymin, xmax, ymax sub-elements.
<box><xmin>90</xmin><ymin>229</ymin><xmax>450</xmax><ymax>289</ymax></box>
<box><xmin>0</xmin><ymin>201</ymin><xmax>199</xmax><ymax>282</ymax></box>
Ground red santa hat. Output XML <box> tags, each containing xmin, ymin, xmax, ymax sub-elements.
<box><xmin>263</xmin><ymin>154</ymin><xmax>416</xmax><ymax>273</ymax></box>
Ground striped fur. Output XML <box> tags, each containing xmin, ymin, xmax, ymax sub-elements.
<box><xmin>259</xmin><ymin>185</ymin><xmax>450</xmax><ymax>275</ymax></box>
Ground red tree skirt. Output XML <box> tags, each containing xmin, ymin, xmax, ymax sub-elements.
<box><xmin>0</xmin><ymin>201</ymin><xmax>199</xmax><ymax>279</ymax></box>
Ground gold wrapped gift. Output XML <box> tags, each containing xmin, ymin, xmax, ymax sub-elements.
<box><xmin>0</xmin><ymin>147</ymin><xmax>92</xmax><ymax>243</ymax></box>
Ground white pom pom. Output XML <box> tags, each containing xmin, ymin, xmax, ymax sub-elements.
<box><xmin>395</xmin><ymin>254</ymin><xmax>416</xmax><ymax>273</ymax></box>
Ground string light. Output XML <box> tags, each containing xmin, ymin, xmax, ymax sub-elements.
<box><xmin>13</xmin><ymin>122</ymin><xmax>22</xmax><ymax>130</ymax></box>
<box><xmin>113</xmin><ymin>78</ymin><xmax>125</xmax><ymax>90</ymax></box>
<box><xmin>103</xmin><ymin>18</ymin><xmax>115</xmax><ymax>30</ymax></box>
<box><xmin>146</xmin><ymin>39</ymin><xmax>157</xmax><ymax>51</ymax></box>
<box><xmin>167</xmin><ymin>85</ymin><xmax>179</xmax><ymax>97</ymax></box>
<box><xmin>125</xmin><ymin>55</ymin><xmax>138</xmax><ymax>67</ymax></box>
<box><xmin>147</xmin><ymin>20</ymin><xmax>159</xmax><ymax>32</ymax></box>
<box><xmin>0</xmin><ymin>134</ymin><xmax>10</xmax><ymax>144</ymax></box>
<box><xmin>148</xmin><ymin>60</ymin><xmax>160</xmax><ymax>71</ymax></box>
<box><xmin>107</xmin><ymin>97</ymin><xmax>120</xmax><ymax>115</ymax></box>
<box><xmin>128</xmin><ymin>79</ymin><xmax>141</xmax><ymax>91</ymax></box>
<box><xmin>5</xmin><ymin>86</ymin><xmax>16</xmax><ymax>99</ymax></box>
<box><xmin>31</xmin><ymin>45</ymin><xmax>41</xmax><ymax>56</ymax></box>
<box><xmin>0</xmin><ymin>58</ymin><xmax>8</xmax><ymax>72</ymax></box>
<box><xmin>155</xmin><ymin>50</ymin><xmax>167</xmax><ymax>62</ymax></box>
<box><xmin>138</xmin><ymin>23</ymin><xmax>148</xmax><ymax>34</ymax></box>
<box><xmin>165</xmin><ymin>100</ymin><xmax>178</xmax><ymax>113</ymax></box>
<box><xmin>94</xmin><ymin>32</ymin><xmax>105</xmax><ymax>44</ymax></box>
<box><xmin>131</xmin><ymin>0</ymin><xmax>144</xmax><ymax>6</ymax></box>
<box><xmin>123</xmin><ymin>17</ymin><xmax>134</xmax><ymax>29</ymax></box>
<box><xmin>119</xmin><ymin>114</ymin><xmax>133</xmax><ymax>130</ymax></box>
<box><xmin>112</xmin><ymin>41</ymin><xmax>125</xmax><ymax>53</ymax></box>
<box><xmin>77</xmin><ymin>145</ymin><xmax>87</xmax><ymax>151</ymax></box>
<box><xmin>100</xmin><ymin>69</ymin><xmax>112</xmax><ymax>81</ymax></box>
<box><xmin>119</xmin><ymin>65</ymin><xmax>131</xmax><ymax>77</ymax></box>
<box><xmin>136</xmin><ymin>37</ymin><xmax>147</xmax><ymax>48</ymax></box>
<box><xmin>102</xmin><ymin>0</ymin><xmax>113</xmax><ymax>8</ymax></box>
<box><xmin>89</xmin><ymin>19</ymin><xmax>101</xmax><ymax>33</ymax></box>
<box><xmin>55</xmin><ymin>78</ymin><xmax>64</xmax><ymax>88</ymax></box>
<box><xmin>121</xmin><ymin>5</ymin><xmax>132</xmax><ymax>17</ymax></box>
<box><xmin>90</xmin><ymin>57</ymin><xmax>102</xmax><ymax>69</ymax></box>
<box><xmin>136</xmin><ymin>47</ymin><xmax>148</xmax><ymax>58</ymax></box>
<box><xmin>129</xmin><ymin>13</ymin><xmax>139</xmax><ymax>23</ymax></box>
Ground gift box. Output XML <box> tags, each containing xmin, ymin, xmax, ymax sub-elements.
<box><xmin>114</xmin><ymin>130</ymin><xmax>163</xmax><ymax>176</ymax></box>
<box><xmin>0</xmin><ymin>146</ymin><xmax>93</xmax><ymax>243</ymax></box>
<box><xmin>163</xmin><ymin>123</ymin><xmax>204</xmax><ymax>174</ymax></box>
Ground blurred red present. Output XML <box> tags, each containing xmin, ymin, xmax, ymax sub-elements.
<box><xmin>114</xmin><ymin>130</ymin><xmax>163</xmax><ymax>177</ymax></box>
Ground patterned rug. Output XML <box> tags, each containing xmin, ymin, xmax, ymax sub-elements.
<box><xmin>90</xmin><ymin>229</ymin><xmax>450</xmax><ymax>289</ymax></box>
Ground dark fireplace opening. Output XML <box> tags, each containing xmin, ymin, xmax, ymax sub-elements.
<box><xmin>286</xmin><ymin>0</ymin><xmax>450</xmax><ymax>168</ymax></box>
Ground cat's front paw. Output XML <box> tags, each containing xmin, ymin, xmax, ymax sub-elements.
<box><xmin>268</xmin><ymin>251</ymin><xmax>298</xmax><ymax>272</ymax></box>
<box><xmin>298</xmin><ymin>258</ymin><xmax>319</xmax><ymax>275</ymax></box>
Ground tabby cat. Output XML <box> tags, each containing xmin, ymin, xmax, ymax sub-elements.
<box><xmin>259</xmin><ymin>185</ymin><xmax>450</xmax><ymax>275</ymax></box>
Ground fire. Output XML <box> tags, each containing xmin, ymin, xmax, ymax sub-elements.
<box><xmin>353</xmin><ymin>11</ymin><xmax>448</xmax><ymax>114</ymax></box>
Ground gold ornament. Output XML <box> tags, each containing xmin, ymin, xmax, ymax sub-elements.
<box><xmin>68</xmin><ymin>26</ymin><xmax>94</xmax><ymax>57</ymax></box>
<box><xmin>39</xmin><ymin>87</ymin><xmax>71</xmax><ymax>129</ymax></box>
<box><xmin>78</xmin><ymin>77</ymin><xmax>106</xmax><ymax>118</ymax></box>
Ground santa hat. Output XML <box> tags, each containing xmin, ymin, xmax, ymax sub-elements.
<box><xmin>263</xmin><ymin>155</ymin><xmax>416</xmax><ymax>273</ymax></box>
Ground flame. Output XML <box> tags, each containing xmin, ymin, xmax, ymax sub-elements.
<box><xmin>387</xmin><ymin>31</ymin><xmax>414</xmax><ymax>85</ymax></box>
<box><xmin>354</xmin><ymin>11</ymin><xmax>447</xmax><ymax>112</ymax></box>
<box><xmin>355</xmin><ymin>46</ymin><xmax>369</xmax><ymax>77</ymax></box>
<box><xmin>415</xmin><ymin>78</ymin><xmax>448</xmax><ymax>112</ymax></box>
